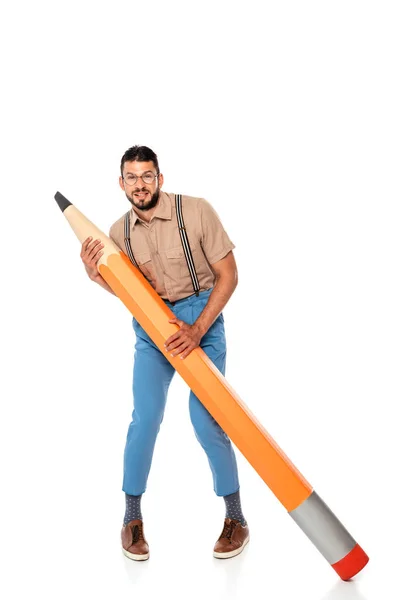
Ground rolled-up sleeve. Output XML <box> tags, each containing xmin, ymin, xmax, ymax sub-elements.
<box><xmin>199</xmin><ymin>199</ymin><xmax>235</xmax><ymax>264</ymax></box>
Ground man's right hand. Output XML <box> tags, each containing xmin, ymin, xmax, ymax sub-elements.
<box><xmin>81</xmin><ymin>237</ymin><xmax>104</xmax><ymax>280</ymax></box>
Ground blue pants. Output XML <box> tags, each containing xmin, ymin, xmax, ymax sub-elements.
<box><xmin>122</xmin><ymin>288</ymin><xmax>240</xmax><ymax>497</ymax></box>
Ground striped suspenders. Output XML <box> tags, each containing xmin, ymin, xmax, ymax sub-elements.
<box><xmin>123</xmin><ymin>194</ymin><xmax>200</xmax><ymax>296</ymax></box>
<box><xmin>123</xmin><ymin>210</ymin><xmax>139</xmax><ymax>269</ymax></box>
<box><xmin>175</xmin><ymin>194</ymin><xmax>200</xmax><ymax>296</ymax></box>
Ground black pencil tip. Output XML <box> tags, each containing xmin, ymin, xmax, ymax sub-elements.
<box><xmin>54</xmin><ymin>191</ymin><xmax>72</xmax><ymax>212</ymax></box>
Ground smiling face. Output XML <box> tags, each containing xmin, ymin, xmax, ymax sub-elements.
<box><xmin>119</xmin><ymin>160</ymin><xmax>164</xmax><ymax>212</ymax></box>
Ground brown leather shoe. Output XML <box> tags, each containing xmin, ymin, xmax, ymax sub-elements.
<box><xmin>213</xmin><ymin>518</ymin><xmax>249</xmax><ymax>559</ymax></box>
<box><xmin>121</xmin><ymin>519</ymin><xmax>149</xmax><ymax>561</ymax></box>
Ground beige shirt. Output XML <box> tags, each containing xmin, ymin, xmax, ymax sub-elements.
<box><xmin>109</xmin><ymin>191</ymin><xmax>235</xmax><ymax>302</ymax></box>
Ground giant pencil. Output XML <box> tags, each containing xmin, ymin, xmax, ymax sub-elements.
<box><xmin>54</xmin><ymin>191</ymin><xmax>369</xmax><ymax>580</ymax></box>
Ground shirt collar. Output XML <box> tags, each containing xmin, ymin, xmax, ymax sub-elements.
<box><xmin>130</xmin><ymin>191</ymin><xmax>172</xmax><ymax>227</ymax></box>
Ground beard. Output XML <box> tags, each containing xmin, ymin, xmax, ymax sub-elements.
<box><xmin>126</xmin><ymin>186</ymin><xmax>160</xmax><ymax>212</ymax></box>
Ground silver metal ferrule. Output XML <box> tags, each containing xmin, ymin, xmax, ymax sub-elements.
<box><xmin>289</xmin><ymin>491</ymin><xmax>356</xmax><ymax>564</ymax></box>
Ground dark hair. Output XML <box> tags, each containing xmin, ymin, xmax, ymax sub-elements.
<box><xmin>120</xmin><ymin>145</ymin><xmax>160</xmax><ymax>176</ymax></box>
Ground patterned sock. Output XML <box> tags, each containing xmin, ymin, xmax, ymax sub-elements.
<box><xmin>223</xmin><ymin>490</ymin><xmax>247</xmax><ymax>526</ymax></box>
<box><xmin>124</xmin><ymin>494</ymin><xmax>143</xmax><ymax>525</ymax></box>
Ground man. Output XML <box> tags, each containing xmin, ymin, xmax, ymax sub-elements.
<box><xmin>80</xmin><ymin>145</ymin><xmax>249</xmax><ymax>561</ymax></box>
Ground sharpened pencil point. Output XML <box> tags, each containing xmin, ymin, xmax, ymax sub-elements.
<box><xmin>54</xmin><ymin>191</ymin><xmax>72</xmax><ymax>212</ymax></box>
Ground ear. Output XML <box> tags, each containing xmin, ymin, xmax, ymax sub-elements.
<box><xmin>119</xmin><ymin>176</ymin><xmax>125</xmax><ymax>192</ymax></box>
<box><xmin>158</xmin><ymin>173</ymin><xmax>164</xmax><ymax>189</ymax></box>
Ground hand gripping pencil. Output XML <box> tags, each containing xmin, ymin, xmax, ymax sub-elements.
<box><xmin>54</xmin><ymin>191</ymin><xmax>369</xmax><ymax>580</ymax></box>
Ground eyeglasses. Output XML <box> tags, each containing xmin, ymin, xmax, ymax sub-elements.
<box><xmin>123</xmin><ymin>171</ymin><xmax>159</xmax><ymax>186</ymax></box>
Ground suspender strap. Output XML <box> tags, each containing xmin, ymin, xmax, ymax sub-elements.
<box><xmin>175</xmin><ymin>194</ymin><xmax>200</xmax><ymax>296</ymax></box>
<box><xmin>124</xmin><ymin>211</ymin><xmax>140</xmax><ymax>269</ymax></box>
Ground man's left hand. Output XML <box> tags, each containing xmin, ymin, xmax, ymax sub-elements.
<box><xmin>165</xmin><ymin>318</ymin><xmax>203</xmax><ymax>360</ymax></box>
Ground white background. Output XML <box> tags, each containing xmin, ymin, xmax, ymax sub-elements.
<box><xmin>1</xmin><ymin>1</ymin><xmax>399</xmax><ymax>599</ymax></box>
